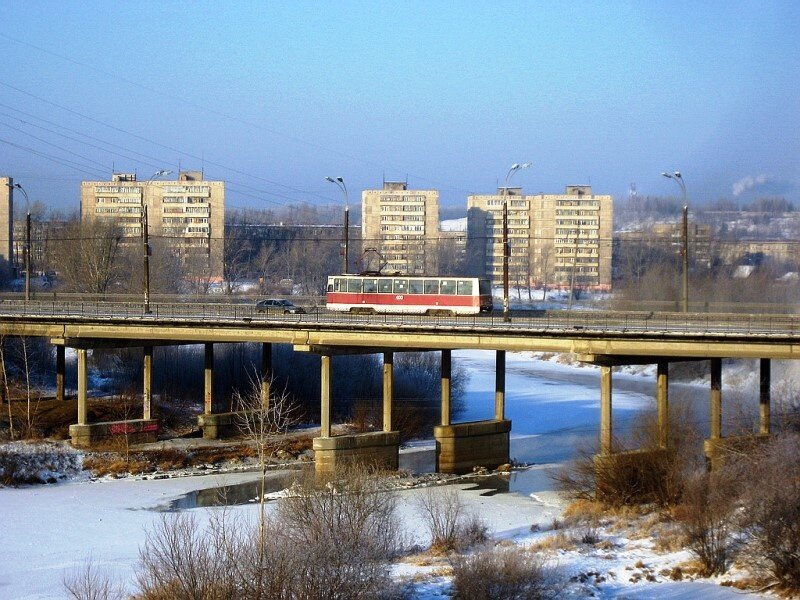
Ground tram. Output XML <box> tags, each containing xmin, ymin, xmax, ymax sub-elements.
<box><xmin>326</xmin><ymin>274</ymin><xmax>493</xmax><ymax>315</ymax></box>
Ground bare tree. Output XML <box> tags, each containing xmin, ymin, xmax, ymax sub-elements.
<box><xmin>55</xmin><ymin>220</ymin><xmax>126</xmax><ymax>294</ymax></box>
<box><xmin>234</xmin><ymin>377</ymin><xmax>298</xmax><ymax>558</ymax></box>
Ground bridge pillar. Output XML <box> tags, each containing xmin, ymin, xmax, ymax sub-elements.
<box><xmin>143</xmin><ymin>346</ymin><xmax>153</xmax><ymax>420</ymax></box>
<box><xmin>441</xmin><ymin>349</ymin><xmax>451</xmax><ymax>426</ymax></box>
<box><xmin>261</xmin><ymin>342</ymin><xmax>272</xmax><ymax>409</ymax></box>
<box><xmin>657</xmin><ymin>361</ymin><xmax>669</xmax><ymax>448</ymax></box>
<box><xmin>710</xmin><ymin>358</ymin><xmax>722</xmax><ymax>440</ymax></box>
<box><xmin>383</xmin><ymin>352</ymin><xmax>393</xmax><ymax>431</ymax></box>
<box><xmin>434</xmin><ymin>349</ymin><xmax>511</xmax><ymax>474</ymax></box>
<box><xmin>600</xmin><ymin>366</ymin><xmax>613</xmax><ymax>455</ymax></box>
<box><xmin>759</xmin><ymin>358</ymin><xmax>771</xmax><ymax>435</ymax></box>
<box><xmin>77</xmin><ymin>348</ymin><xmax>88</xmax><ymax>425</ymax></box>
<box><xmin>495</xmin><ymin>350</ymin><xmax>506</xmax><ymax>420</ymax></box>
<box><xmin>204</xmin><ymin>343</ymin><xmax>214</xmax><ymax>415</ymax></box>
<box><xmin>314</xmin><ymin>353</ymin><xmax>399</xmax><ymax>472</ymax></box>
<box><xmin>56</xmin><ymin>345</ymin><xmax>65</xmax><ymax>402</ymax></box>
<box><xmin>320</xmin><ymin>354</ymin><xmax>332</xmax><ymax>437</ymax></box>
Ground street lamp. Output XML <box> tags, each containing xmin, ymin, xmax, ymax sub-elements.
<box><xmin>148</xmin><ymin>169</ymin><xmax>173</xmax><ymax>181</ymax></box>
<box><xmin>502</xmin><ymin>162</ymin><xmax>531</xmax><ymax>321</ymax></box>
<box><xmin>325</xmin><ymin>176</ymin><xmax>350</xmax><ymax>274</ymax></box>
<box><xmin>5</xmin><ymin>182</ymin><xmax>30</xmax><ymax>301</ymax></box>
<box><xmin>661</xmin><ymin>171</ymin><xmax>689</xmax><ymax>313</ymax></box>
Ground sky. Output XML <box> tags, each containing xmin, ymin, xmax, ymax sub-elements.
<box><xmin>1</xmin><ymin>1</ymin><xmax>799</xmax><ymax>215</ymax></box>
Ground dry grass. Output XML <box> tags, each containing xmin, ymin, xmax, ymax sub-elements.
<box><xmin>529</xmin><ymin>532</ymin><xmax>577</xmax><ymax>553</ymax></box>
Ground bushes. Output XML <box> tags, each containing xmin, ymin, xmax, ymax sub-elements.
<box><xmin>451</xmin><ymin>547</ymin><xmax>560</xmax><ymax>600</ymax></box>
<box><xmin>133</xmin><ymin>467</ymin><xmax>405</xmax><ymax>600</ymax></box>
<box><xmin>414</xmin><ymin>485</ymin><xmax>488</xmax><ymax>553</ymax></box>
<box><xmin>736</xmin><ymin>434</ymin><xmax>800</xmax><ymax>589</ymax></box>
<box><xmin>675</xmin><ymin>471</ymin><xmax>738</xmax><ymax>576</ymax></box>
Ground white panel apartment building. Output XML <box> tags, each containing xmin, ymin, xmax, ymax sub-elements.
<box><xmin>467</xmin><ymin>185</ymin><xmax>613</xmax><ymax>290</ymax></box>
<box><xmin>361</xmin><ymin>181</ymin><xmax>439</xmax><ymax>275</ymax></box>
<box><xmin>80</xmin><ymin>171</ymin><xmax>225</xmax><ymax>278</ymax></box>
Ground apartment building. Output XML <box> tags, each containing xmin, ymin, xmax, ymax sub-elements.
<box><xmin>80</xmin><ymin>171</ymin><xmax>225</xmax><ymax>278</ymax></box>
<box><xmin>361</xmin><ymin>181</ymin><xmax>439</xmax><ymax>275</ymax></box>
<box><xmin>0</xmin><ymin>177</ymin><xmax>12</xmax><ymax>276</ymax></box>
<box><xmin>467</xmin><ymin>185</ymin><xmax>613</xmax><ymax>290</ymax></box>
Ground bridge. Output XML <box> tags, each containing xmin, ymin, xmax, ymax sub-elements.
<box><xmin>0</xmin><ymin>298</ymin><xmax>797</xmax><ymax>473</ymax></box>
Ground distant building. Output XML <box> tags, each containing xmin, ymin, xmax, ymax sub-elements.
<box><xmin>650</xmin><ymin>222</ymin><xmax>712</xmax><ymax>269</ymax></box>
<box><xmin>361</xmin><ymin>181</ymin><xmax>439</xmax><ymax>275</ymax></box>
<box><xmin>80</xmin><ymin>171</ymin><xmax>225</xmax><ymax>278</ymax></box>
<box><xmin>467</xmin><ymin>185</ymin><xmax>613</xmax><ymax>290</ymax></box>
<box><xmin>0</xmin><ymin>177</ymin><xmax>13</xmax><ymax>276</ymax></box>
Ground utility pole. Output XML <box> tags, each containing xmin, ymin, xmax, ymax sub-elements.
<box><xmin>568</xmin><ymin>228</ymin><xmax>580</xmax><ymax>310</ymax></box>
<box><xmin>325</xmin><ymin>176</ymin><xmax>350</xmax><ymax>273</ymax></box>
<box><xmin>681</xmin><ymin>204</ymin><xmax>689</xmax><ymax>313</ymax></box>
<box><xmin>142</xmin><ymin>205</ymin><xmax>151</xmax><ymax>313</ymax></box>
<box><xmin>501</xmin><ymin>163</ymin><xmax>531</xmax><ymax>322</ymax></box>
<box><xmin>24</xmin><ymin>211</ymin><xmax>30</xmax><ymax>301</ymax></box>
<box><xmin>502</xmin><ymin>196</ymin><xmax>510</xmax><ymax>321</ymax></box>
<box><xmin>661</xmin><ymin>171</ymin><xmax>689</xmax><ymax>312</ymax></box>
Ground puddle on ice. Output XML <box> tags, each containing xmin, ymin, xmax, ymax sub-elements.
<box><xmin>160</xmin><ymin>469</ymin><xmax>302</xmax><ymax>511</ymax></box>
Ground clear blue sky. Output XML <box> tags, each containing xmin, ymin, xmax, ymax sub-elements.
<box><xmin>1</xmin><ymin>1</ymin><xmax>798</xmax><ymax>213</ymax></box>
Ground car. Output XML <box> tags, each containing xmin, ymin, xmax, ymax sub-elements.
<box><xmin>255</xmin><ymin>298</ymin><xmax>306</xmax><ymax>314</ymax></box>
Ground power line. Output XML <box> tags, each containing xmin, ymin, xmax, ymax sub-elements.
<box><xmin>0</xmin><ymin>33</ymin><xmax>475</xmax><ymax>197</ymax></box>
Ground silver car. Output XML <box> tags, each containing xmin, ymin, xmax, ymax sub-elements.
<box><xmin>255</xmin><ymin>298</ymin><xmax>306</xmax><ymax>314</ymax></box>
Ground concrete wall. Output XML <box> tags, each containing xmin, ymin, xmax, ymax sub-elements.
<box><xmin>434</xmin><ymin>419</ymin><xmax>511</xmax><ymax>474</ymax></box>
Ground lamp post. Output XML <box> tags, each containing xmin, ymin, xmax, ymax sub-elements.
<box><xmin>661</xmin><ymin>171</ymin><xmax>689</xmax><ymax>312</ymax></box>
<box><xmin>140</xmin><ymin>170</ymin><xmax>170</xmax><ymax>313</ymax></box>
<box><xmin>501</xmin><ymin>162</ymin><xmax>531</xmax><ymax>322</ymax></box>
<box><xmin>325</xmin><ymin>176</ymin><xmax>350</xmax><ymax>274</ymax></box>
<box><xmin>6</xmin><ymin>182</ymin><xmax>30</xmax><ymax>301</ymax></box>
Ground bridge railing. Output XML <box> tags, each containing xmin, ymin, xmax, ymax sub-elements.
<box><xmin>0</xmin><ymin>299</ymin><xmax>798</xmax><ymax>337</ymax></box>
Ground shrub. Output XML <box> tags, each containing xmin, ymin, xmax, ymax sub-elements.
<box><xmin>277</xmin><ymin>466</ymin><xmax>406</xmax><ymax>599</ymax></box>
<box><xmin>736</xmin><ymin>434</ymin><xmax>800</xmax><ymax>590</ymax></box>
<box><xmin>451</xmin><ymin>547</ymin><xmax>560</xmax><ymax>600</ymax></box>
<box><xmin>62</xmin><ymin>558</ymin><xmax>125</xmax><ymax>600</ymax></box>
<box><xmin>414</xmin><ymin>485</ymin><xmax>488</xmax><ymax>553</ymax></box>
<box><xmin>675</xmin><ymin>470</ymin><xmax>738</xmax><ymax>576</ymax></box>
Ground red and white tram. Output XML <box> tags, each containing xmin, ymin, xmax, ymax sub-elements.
<box><xmin>326</xmin><ymin>274</ymin><xmax>493</xmax><ymax>315</ymax></box>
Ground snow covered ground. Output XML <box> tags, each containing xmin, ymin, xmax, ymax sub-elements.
<box><xmin>0</xmin><ymin>350</ymin><xmax>781</xmax><ymax>598</ymax></box>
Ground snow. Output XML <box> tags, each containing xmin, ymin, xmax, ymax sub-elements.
<box><xmin>439</xmin><ymin>217</ymin><xmax>466</xmax><ymax>232</ymax></box>
<box><xmin>0</xmin><ymin>350</ymin><xmax>777</xmax><ymax>598</ymax></box>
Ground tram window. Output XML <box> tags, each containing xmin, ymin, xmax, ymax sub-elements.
<box><xmin>424</xmin><ymin>280</ymin><xmax>439</xmax><ymax>294</ymax></box>
<box><xmin>440</xmin><ymin>280</ymin><xmax>456</xmax><ymax>295</ymax></box>
<box><xmin>457</xmin><ymin>280</ymin><xmax>473</xmax><ymax>295</ymax></box>
<box><xmin>327</xmin><ymin>282</ymin><xmax>333</xmax><ymax>292</ymax></box>
<box><xmin>479</xmin><ymin>279</ymin><xmax>491</xmax><ymax>295</ymax></box>
<box><xmin>393</xmin><ymin>279</ymin><xmax>408</xmax><ymax>294</ymax></box>
<box><xmin>363</xmin><ymin>278</ymin><xmax>377</xmax><ymax>293</ymax></box>
<box><xmin>378</xmin><ymin>278</ymin><xmax>393</xmax><ymax>293</ymax></box>
<box><xmin>347</xmin><ymin>279</ymin><xmax>361</xmax><ymax>293</ymax></box>
<box><xmin>334</xmin><ymin>278</ymin><xmax>345</xmax><ymax>292</ymax></box>
<box><xmin>409</xmin><ymin>279</ymin><xmax>424</xmax><ymax>294</ymax></box>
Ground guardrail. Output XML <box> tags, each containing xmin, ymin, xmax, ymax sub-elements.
<box><xmin>0</xmin><ymin>299</ymin><xmax>798</xmax><ymax>337</ymax></box>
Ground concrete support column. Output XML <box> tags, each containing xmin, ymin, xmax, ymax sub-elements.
<box><xmin>320</xmin><ymin>354</ymin><xmax>332</xmax><ymax>438</ymax></box>
<box><xmin>759</xmin><ymin>358</ymin><xmax>771</xmax><ymax>435</ymax></box>
<box><xmin>495</xmin><ymin>350</ymin><xmax>506</xmax><ymax>421</ymax></box>
<box><xmin>143</xmin><ymin>346</ymin><xmax>153</xmax><ymax>420</ymax></box>
<box><xmin>382</xmin><ymin>352</ymin><xmax>393</xmax><ymax>432</ymax></box>
<box><xmin>657</xmin><ymin>361</ymin><xmax>669</xmax><ymax>448</ymax></box>
<box><xmin>600</xmin><ymin>366</ymin><xmax>612</xmax><ymax>455</ymax></box>
<box><xmin>204</xmin><ymin>343</ymin><xmax>214</xmax><ymax>414</ymax></box>
<box><xmin>261</xmin><ymin>342</ymin><xmax>272</xmax><ymax>409</ymax></box>
<box><xmin>710</xmin><ymin>358</ymin><xmax>722</xmax><ymax>440</ymax></box>
<box><xmin>77</xmin><ymin>349</ymin><xmax>88</xmax><ymax>425</ymax></box>
<box><xmin>441</xmin><ymin>349</ymin><xmax>451</xmax><ymax>426</ymax></box>
<box><xmin>56</xmin><ymin>345</ymin><xmax>65</xmax><ymax>402</ymax></box>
